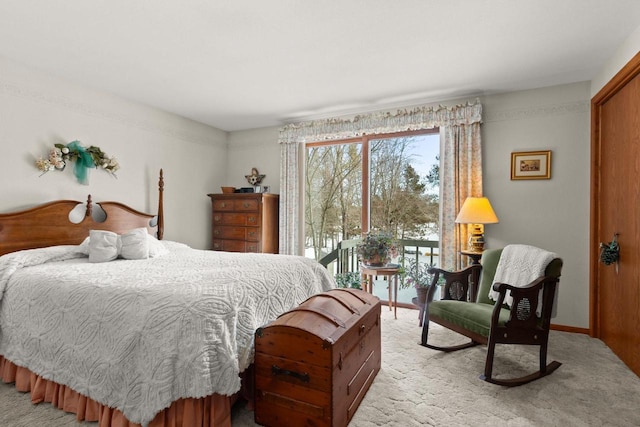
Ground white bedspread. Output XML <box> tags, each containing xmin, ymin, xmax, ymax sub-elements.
<box><xmin>0</xmin><ymin>242</ymin><xmax>335</xmax><ymax>426</ymax></box>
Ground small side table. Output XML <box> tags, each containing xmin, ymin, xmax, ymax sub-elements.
<box><xmin>460</xmin><ymin>249</ymin><xmax>483</xmax><ymax>265</ymax></box>
<box><xmin>360</xmin><ymin>263</ymin><xmax>400</xmax><ymax>319</ymax></box>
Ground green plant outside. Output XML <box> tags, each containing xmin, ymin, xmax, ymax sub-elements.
<box><xmin>334</xmin><ymin>271</ymin><xmax>362</xmax><ymax>290</ymax></box>
<box><xmin>401</xmin><ymin>258</ymin><xmax>434</xmax><ymax>289</ymax></box>
<box><xmin>355</xmin><ymin>231</ymin><xmax>398</xmax><ymax>263</ymax></box>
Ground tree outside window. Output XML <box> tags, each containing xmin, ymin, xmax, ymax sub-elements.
<box><xmin>305</xmin><ymin>131</ymin><xmax>439</xmax><ymax>262</ymax></box>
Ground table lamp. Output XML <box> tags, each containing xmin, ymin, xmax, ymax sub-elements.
<box><xmin>455</xmin><ymin>197</ymin><xmax>499</xmax><ymax>252</ymax></box>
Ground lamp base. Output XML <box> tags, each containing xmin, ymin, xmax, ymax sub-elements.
<box><xmin>468</xmin><ymin>234</ymin><xmax>485</xmax><ymax>252</ymax></box>
<box><xmin>468</xmin><ymin>224</ymin><xmax>485</xmax><ymax>252</ymax></box>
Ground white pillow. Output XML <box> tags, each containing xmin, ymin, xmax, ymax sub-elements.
<box><xmin>79</xmin><ymin>230</ymin><xmax>168</xmax><ymax>259</ymax></box>
<box><xmin>86</xmin><ymin>228</ymin><xmax>149</xmax><ymax>263</ymax></box>
<box><xmin>88</xmin><ymin>230</ymin><xmax>119</xmax><ymax>263</ymax></box>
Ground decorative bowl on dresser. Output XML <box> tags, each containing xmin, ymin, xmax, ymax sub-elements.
<box><xmin>207</xmin><ymin>192</ymin><xmax>279</xmax><ymax>253</ymax></box>
<box><xmin>220</xmin><ymin>186</ymin><xmax>236</xmax><ymax>194</ymax></box>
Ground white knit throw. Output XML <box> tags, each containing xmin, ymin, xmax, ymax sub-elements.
<box><xmin>489</xmin><ymin>244</ymin><xmax>557</xmax><ymax>316</ymax></box>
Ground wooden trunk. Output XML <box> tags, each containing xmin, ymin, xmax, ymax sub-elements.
<box><xmin>254</xmin><ymin>289</ymin><xmax>381</xmax><ymax>427</ymax></box>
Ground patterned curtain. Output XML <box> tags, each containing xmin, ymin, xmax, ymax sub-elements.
<box><xmin>279</xmin><ymin>100</ymin><xmax>482</xmax><ymax>256</ymax></box>
<box><xmin>278</xmin><ymin>140</ymin><xmax>303</xmax><ymax>255</ymax></box>
<box><xmin>439</xmin><ymin>123</ymin><xmax>483</xmax><ymax>270</ymax></box>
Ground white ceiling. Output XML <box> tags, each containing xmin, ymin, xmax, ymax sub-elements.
<box><xmin>1</xmin><ymin>1</ymin><xmax>640</xmax><ymax>132</ymax></box>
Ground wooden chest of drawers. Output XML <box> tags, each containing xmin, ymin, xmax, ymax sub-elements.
<box><xmin>254</xmin><ymin>289</ymin><xmax>381</xmax><ymax>427</ymax></box>
<box><xmin>207</xmin><ymin>193</ymin><xmax>279</xmax><ymax>254</ymax></box>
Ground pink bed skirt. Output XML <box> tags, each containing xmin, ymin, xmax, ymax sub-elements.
<box><xmin>0</xmin><ymin>355</ymin><xmax>235</xmax><ymax>427</ymax></box>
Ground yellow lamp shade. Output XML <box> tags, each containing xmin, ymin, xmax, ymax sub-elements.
<box><xmin>455</xmin><ymin>197</ymin><xmax>499</xmax><ymax>224</ymax></box>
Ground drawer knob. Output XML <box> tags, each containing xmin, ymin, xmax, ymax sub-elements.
<box><xmin>221</xmin><ymin>202</ymin><xmax>226</xmax><ymax>208</ymax></box>
<box><xmin>248</xmin><ymin>217</ymin><xmax>256</xmax><ymax>223</ymax></box>
<box><xmin>214</xmin><ymin>215</ymin><xmax>221</xmax><ymax>222</ymax></box>
<box><xmin>243</xmin><ymin>202</ymin><xmax>250</xmax><ymax>208</ymax></box>
<box><xmin>214</xmin><ymin>230</ymin><xmax>220</xmax><ymax>235</ymax></box>
<box><xmin>248</xmin><ymin>231</ymin><xmax>256</xmax><ymax>237</ymax></box>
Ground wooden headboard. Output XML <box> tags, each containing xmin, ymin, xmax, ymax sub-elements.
<box><xmin>0</xmin><ymin>169</ymin><xmax>164</xmax><ymax>257</ymax></box>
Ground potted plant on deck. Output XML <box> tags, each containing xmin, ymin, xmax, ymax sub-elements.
<box><xmin>356</xmin><ymin>231</ymin><xmax>398</xmax><ymax>267</ymax></box>
<box><xmin>403</xmin><ymin>258</ymin><xmax>434</xmax><ymax>306</ymax></box>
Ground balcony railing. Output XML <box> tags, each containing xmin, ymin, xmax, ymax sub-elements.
<box><xmin>317</xmin><ymin>238</ymin><xmax>440</xmax><ymax>308</ymax></box>
<box><xmin>318</xmin><ymin>238</ymin><xmax>439</xmax><ymax>274</ymax></box>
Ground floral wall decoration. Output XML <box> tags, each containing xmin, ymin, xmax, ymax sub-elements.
<box><xmin>35</xmin><ymin>140</ymin><xmax>119</xmax><ymax>185</ymax></box>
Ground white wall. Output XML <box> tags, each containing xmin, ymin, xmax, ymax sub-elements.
<box><xmin>591</xmin><ymin>24</ymin><xmax>640</xmax><ymax>95</ymax></box>
<box><xmin>226</xmin><ymin>82</ymin><xmax>592</xmax><ymax>329</ymax></box>
<box><xmin>227</xmin><ymin>126</ymin><xmax>281</xmax><ymax>194</ymax></box>
<box><xmin>481</xmin><ymin>82</ymin><xmax>591</xmax><ymax>329</ymax></box>
<box><xmin>0</xmin><ymin>57</ymin><xmax>227</xmax><ymax>249</ymax></box>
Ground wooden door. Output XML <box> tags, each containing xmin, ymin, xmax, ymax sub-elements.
<box><xmin>591</xmin><ymin>52</ymin><xmax>640</xmax><ymax>376</ymax></box>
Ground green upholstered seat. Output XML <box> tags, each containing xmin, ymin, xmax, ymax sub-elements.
<box><xmin>428</xmin><ymin>300</ymin><xmax>510</xmax><ymax>337</ymax></box>
<box><xmin>428</xmin><ymin>248</ymin><xmax>509</xmax><ymax>337</ymax></box>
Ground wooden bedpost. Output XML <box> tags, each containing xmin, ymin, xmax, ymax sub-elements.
<box><xmin>157</xmin><ymin>169</ymin><xmax>164</xmax><ymax>240</ymax></box>
<box><xmin>86</xmin><ymin>195</ymin><xmax>93</xmax><ymax>217</ymax></box>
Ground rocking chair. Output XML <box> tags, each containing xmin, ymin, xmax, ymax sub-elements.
<box><xmin>420</xmin><ymin>246</ymin><xmax>563</xmax><ymax>386</ymax></box>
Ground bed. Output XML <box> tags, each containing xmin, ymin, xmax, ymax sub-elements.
<box><xmin>0</xmin><ymin>170</ymin><xmax>335</xmax><ymax>427</ymax></box>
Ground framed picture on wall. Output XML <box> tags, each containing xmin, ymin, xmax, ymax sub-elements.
<box><xmin>511</xmin><ymin>150</ymin><xmax>551</xmax><ymax>180</ymax></box>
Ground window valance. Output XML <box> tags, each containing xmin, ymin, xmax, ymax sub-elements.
<box><xmin>279</xmin><ymin>99</ymin><xmax>482</xmax><ymax>144</ymax></box>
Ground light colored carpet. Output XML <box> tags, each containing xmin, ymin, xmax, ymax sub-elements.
<box><xmin>2</xmin><ymin>307</ymin><xmax>639</xmax><ymax>426</ymax></box>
